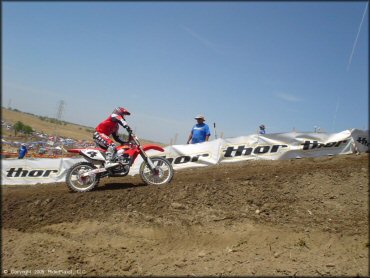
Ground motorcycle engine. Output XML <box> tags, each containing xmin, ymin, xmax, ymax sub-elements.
<box><xmin>109</xmin><ymin>164</ymin><xmax>130</xmax><ymax>176</ymax></box>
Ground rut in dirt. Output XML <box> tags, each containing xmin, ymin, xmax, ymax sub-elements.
<box><xmin>2</xmin><ymin>154</ymin><xmax>368</xmax><ymax>236</ymax></box>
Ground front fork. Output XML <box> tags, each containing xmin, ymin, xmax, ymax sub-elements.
<box><xmin>132</xmin><ymin>134</ymin><xmax>157</xmax><ymax>173</ymax></box>
<box><xmin>139</xmin><ymin>147</ymin><xmax>156</xmax><ymax>172</ymax></box>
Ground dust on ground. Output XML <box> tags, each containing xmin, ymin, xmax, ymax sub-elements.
<box><xmin>2</xmin><ymin>153</ymin><xmax>368</xmax><ymax>276</ymax></box>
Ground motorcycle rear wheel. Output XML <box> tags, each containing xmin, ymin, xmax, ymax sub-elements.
<box><xmin>66</xmin><ymin>162</ymin><xmax>100</xmax><ymax>192</ymax></box>
<box><xmin>140</xmin><ymin>156</ymin><xmax>173</xmax><ymax>186</ymax></box>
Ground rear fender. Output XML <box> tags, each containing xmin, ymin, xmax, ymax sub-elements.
<box><xmin>66</xmin><ymin>148</ymin><xmax>82</xmax><ymax>154</ymax></box>
<box><xmin>67</xmin><ymin>147</ymin><xmax>106</xmax><ymax>154</ymax></box>
<box><xmin>69</xmin><ymin>148</ymin><xmax>106</xmax><ymax>161</ymax></box>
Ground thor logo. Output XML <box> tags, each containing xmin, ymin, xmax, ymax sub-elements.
<box><xmin>6</xmin><ymin>168</ymin><xmax>59</xmax><ymax>178</ymax></box>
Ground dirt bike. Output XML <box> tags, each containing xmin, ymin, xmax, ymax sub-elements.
<box><xmin>65</xmin><ymin>133</ymin><xmax>173</xmax><ymax>192</ymax></box>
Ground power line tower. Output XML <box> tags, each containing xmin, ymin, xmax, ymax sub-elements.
<box><xmin>52</xmin><ymin>100</ymin><xmax>65</xmax><ymax>146</ymax></box>
<box><xmin>56</xmin><ymin>100</ymin><xmax>65</xmax><ymax>121</ymax></box>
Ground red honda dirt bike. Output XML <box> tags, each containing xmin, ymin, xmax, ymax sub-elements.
<box><xmin>65</xmin><ymin>133</ymin><xmax>173</xmax><ymax>192</ymax></box>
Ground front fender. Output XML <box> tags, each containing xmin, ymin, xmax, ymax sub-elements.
<box><xmin>142</xmin><ymin>144</ymin><xmax>165</xmax><ymax>152</ymax></box>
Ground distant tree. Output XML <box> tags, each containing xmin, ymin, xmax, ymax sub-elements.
<box><xmin>13</xmin><ymin>121</ymin><xmax>24</xmax><ymax>136</ymax></box>
<box><xmin>13</xmin><ymin>121</ymin><xmax>33</xmax><ymax>136</ymax></box>
<box><xmin>23</xmin><ymin>125</ymin><xmax>33</xmax><ymax>135</ymax></box>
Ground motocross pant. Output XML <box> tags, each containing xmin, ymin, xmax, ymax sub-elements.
<box><xmin>93</xmin><ymin>131</ymin><xmax>116</xmax><ymax>161</ymax></box>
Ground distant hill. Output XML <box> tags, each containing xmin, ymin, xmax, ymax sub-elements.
<box><xmin>1</xmin><ymin>107</ymin><xmax>164</xmax><ymax>146</ymax></box>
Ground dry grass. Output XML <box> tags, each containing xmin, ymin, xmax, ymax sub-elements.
<box><xmin>1</xmin><ymin>108</ymin><xmax>164</xmax><ymax>146</ymax></box>
<box><xmin>2</xmin><ymin>108</ymin><xmax>93</xmax><ymax>141</ymax></box>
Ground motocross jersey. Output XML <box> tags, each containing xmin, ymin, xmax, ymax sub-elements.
<box><xmin>95</xmin><ymin>114</ymin><xmax>131</xmax><ymax>144</ymax></box>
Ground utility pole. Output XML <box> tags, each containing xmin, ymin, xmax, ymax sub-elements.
<box><xmin>56</xmin><ymin>100</ymin><xmax>65</xmax><ymax>122</ymax></box>
<box><xmin>7</xmin><ymin>99</ymin><xmax>12</xmax><ymax>109</ymax></box>
<box><xmin>53</xmin><ymin>100</ymin><xmax>65</xmax><ymax>147</ymax></box>
<box><xmin>173</xmin><ymin>133</ymin><xmax>178</xmax><ymax>145</ymax></box>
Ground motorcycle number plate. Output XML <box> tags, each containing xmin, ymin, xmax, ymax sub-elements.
<box><xmin>81</xmin><ymin>149</ymin><xmax>105</xmax><ymax>161</ymax></box>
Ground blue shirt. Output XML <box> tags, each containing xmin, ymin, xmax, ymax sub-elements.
<box><xmin>18</xmin><ymin>146</ymin><xmax>28</xmax><ymax>159</ymax></box>
<box><xmin>191</xmin><ymin>123</ymin><xmax>210</xmax><ymax>144</ymax></box>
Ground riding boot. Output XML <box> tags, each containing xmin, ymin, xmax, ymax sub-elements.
<box><xmin>105</xmin><ymin>145</ymin><xmax>117</xmax><ymax>168</ymax></box>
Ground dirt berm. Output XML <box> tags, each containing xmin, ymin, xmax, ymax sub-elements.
<box><xmin>2</xmin><ymin>153</ymin><xmax>368</xmax><ymax>276</ymax></box>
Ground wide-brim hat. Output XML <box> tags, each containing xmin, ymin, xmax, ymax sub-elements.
<box><xmin>194</xmin><ymin>115</ymin><xmax>205</xmax><ymax>120</ymax></box>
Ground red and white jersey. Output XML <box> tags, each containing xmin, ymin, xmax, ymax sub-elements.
<box><xmin>95</xmin><ymin>114</ymin><xmax>128</xmax><ymax>136</ymax></box>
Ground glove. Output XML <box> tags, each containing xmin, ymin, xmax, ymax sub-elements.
<box><xmin>126</xmin><ymin>126</ymin><xmax>132</xmax><ymax>134</ymax></box>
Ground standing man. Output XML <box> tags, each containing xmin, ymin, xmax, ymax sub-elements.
<box><xmin>259</xmin><ymin>124</ymin><xmax>266</xmax><ymax>134</ymax></box>
<box><xmin>187</xmin><ymin>115</ymin><xmax>211</xmax><ymax>144</ymax></box>
<box><xmin>18</xmin><ymin>143</ymin><xmax>28</xmax><ymax>159</ymax></box>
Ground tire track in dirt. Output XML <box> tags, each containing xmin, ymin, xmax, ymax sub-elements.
<box><xmin>2</xmin><ymin>154</ymin><xmax>368</xmax><ymax>276</ymax></box>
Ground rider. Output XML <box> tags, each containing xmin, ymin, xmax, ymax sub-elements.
<box><xmin>93</xmin><ymin>107</ymin><xmax>133</xmax><ymax>168</ymax></box>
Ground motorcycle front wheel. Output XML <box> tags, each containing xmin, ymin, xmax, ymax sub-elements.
<box><xmin>140</xmin><ymin>156</ymin><xmax>174</xmax><ymax>186</ymax></box>
<box><xmin>66</xmin><ymin>162</ymin><xmax>100</xmax><ymax>192</ymax></box>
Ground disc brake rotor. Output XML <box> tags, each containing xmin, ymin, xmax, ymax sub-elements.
<box><xmin>77</xmin><ymin>168</ymin><xmax>94</xmax><ymax>185</ymax></box>
<box><xmin>153</xmin><ymin>167</ymin><xmax>164</xmax><ymax>177</ymax></box>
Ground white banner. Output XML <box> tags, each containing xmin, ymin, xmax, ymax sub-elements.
<box><xmin>350</xmin><ymin>129</ymin><xmax>370</xmax><ymax>153</ymax></box>
<box><xmin>2</xmin><ymin>129</ymin><xmax>368</xmax><ymax>185</ymax></box>
<box><xmin>2</xmin><ymin>158</ymin><xmax>84</xmax><ymax>186</ymax></box>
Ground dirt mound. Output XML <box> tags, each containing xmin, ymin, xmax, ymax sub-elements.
<box><xmin>2</xmin><ymin>154</ymin><xmax>368</xmax><ymax>276</ymax></box>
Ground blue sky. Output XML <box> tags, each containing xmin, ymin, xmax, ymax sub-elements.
<box><xmin>3</xmin><ymin>2</ymin><xmax>368</xmax><ymax>144</ymax></box>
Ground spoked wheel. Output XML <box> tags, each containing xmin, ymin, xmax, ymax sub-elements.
<box><xmin>66</xmin><ymin>162</ymin><xmax>100</xmax><ymax>192</ymax></box>
<box><xmin>140</xmin><ymin>156</ymin><xmax>174</xmax><ymax>186</ymax></box>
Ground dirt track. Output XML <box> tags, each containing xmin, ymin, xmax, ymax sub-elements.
<box><xmin>2</xmin><ymin>153</ymin><xmax>369</xmax><ymax>276</ymax></box>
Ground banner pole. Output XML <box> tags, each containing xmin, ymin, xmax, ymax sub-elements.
<box><xmin>213</xmin><ymin>122</ymin><xmax>218</xmax><ymax>139</ymax></box>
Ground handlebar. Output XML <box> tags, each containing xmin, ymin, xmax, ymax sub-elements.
<box><xmin>129</xmin><ymin>132</ymin><xmax>141</xmax><ymax>146</ymax></box>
